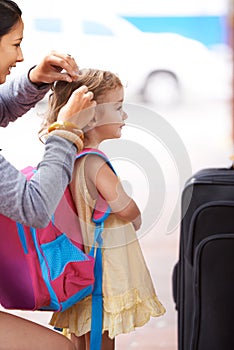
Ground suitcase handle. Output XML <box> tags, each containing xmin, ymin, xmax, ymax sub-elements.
<box><xmin>172</xmin><ymin>262</ymin><xmax>179</xmax><ymax>310</ymax></box>
<box><xmin>229</xmin><ymin>155</ymin><xmax>234</xmax><ymax>168</ymax></box>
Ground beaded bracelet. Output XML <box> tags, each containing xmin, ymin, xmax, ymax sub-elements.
<box><xmin>48</xmin><ymin>121</ymin><xmax>84</xmax><ymax>141</ymax></box>
<box><xmin>48</xmin><ymin>130</ymin><xmax>84</xmax><ymax>152</ymax></box>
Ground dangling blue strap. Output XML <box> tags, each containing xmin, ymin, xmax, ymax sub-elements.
<box><xmin>90</xmin><ymin>223</ymin><xmax>104</xmax><ymax>350</ymax></box>
<box><xmin>75</xmin><ymin>149</ymin><xmax>116</xmax><ymax>350</ymax></box>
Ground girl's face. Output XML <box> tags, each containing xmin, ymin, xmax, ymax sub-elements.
<box><xmin>0</xmin><ymin>18</ymin><xmax>24</xmax><ymax>84</ymax></box>
<box><xmin>95</xmin><ymin>86</ymin><xmax>127</xmax><ymax>140</ymax></box>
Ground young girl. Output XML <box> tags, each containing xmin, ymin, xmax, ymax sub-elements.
<box><xmin>41</xmin><ymin>68</ymin><xmax>165</xmax><ymax>350</ymax></box>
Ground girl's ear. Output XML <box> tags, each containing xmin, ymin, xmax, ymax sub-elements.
<box><xmin>83</xmin><ymin>115</ymin><xmax>97</xmax><ymax>133</ymax></box>
<box><xmin>87</xmin><ymin>114</ymin><xmax>97</xmax><ymax>127</ymax></box>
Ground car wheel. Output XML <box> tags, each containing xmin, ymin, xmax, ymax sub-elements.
<box><xmin>142</xmin><ymin>70</ymin><xmax>181</xmax><ymax>107</ymax></box>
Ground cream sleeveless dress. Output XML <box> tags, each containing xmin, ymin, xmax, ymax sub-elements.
<box><xmin>50</xmin><ymin>154</ymin><xmax>165</xmax><ymax>339</ymax></box>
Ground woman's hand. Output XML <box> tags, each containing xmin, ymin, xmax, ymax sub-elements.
<box><xmin>57</xmin><ymin>85</ymin><xmax>96</xmax><ymax>129</ymax></box>
<box><xmin>28</xmin><ymin>51</ymin><xmax>79</xmax><ymax>85</ymax></box>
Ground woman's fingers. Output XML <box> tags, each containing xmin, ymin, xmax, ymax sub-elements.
<box><xmin>57</xmin><ymin>85</ymin><xmax>96</xmax><ymax>128</ymax></box>
<box><xmin>29</xmin><ymin>51</ymin><xmax>79</xmax><ymax>84</ymax></box>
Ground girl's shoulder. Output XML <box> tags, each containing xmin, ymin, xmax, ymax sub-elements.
<box><xmin>76</xmin><ymin>148</ymin><xmax>113</xmax><ymax>172</ymax></box>
<box><xmin>77</xmin><ymin>148</ymin><xmax>109</xmax><ymax>161</ymax></box>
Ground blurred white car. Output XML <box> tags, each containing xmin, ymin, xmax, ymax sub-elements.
<box><xmin>17</xmin><ymin>12</ymin><xmax>232</xmax><ymax>107</ymax></box>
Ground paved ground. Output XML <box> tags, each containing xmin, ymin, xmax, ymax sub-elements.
<box><xmin>0</xmin><ymin>98</ymin><xmax>232</xmax><ymax>349</ymax></box>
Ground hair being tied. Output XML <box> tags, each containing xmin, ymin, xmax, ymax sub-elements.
<box><xmin>42</xmin><ymin>68</ymin><xmax>123</xmax><ymax>130</ymax></box>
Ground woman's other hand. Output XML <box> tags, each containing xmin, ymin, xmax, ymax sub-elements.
<box><xmin>28</xmin><ymin>51</ymin><xmax>79</xmax><ymax>85</ymax></box>
<box><xmin>58</xmin><ymin>85</ymin><xmax>96</xmax><ymax>128</ymax></box>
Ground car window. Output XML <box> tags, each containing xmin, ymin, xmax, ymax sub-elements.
<box><xmin>33</xmin><ymin>18</ymin><xmax>62</xmax><ymax>32</ymax></box>
<box><xmin>82</xmin><ymin>20</ymin><xmax>114</xmax><ymax>36</ymax></box>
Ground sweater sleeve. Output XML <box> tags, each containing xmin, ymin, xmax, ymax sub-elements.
<box><xmin>0</xmin><ymin>72</ymin><xmax>51</xmax><ymax>127</ymax></box>
<box><xmin>0</xmin><ymin>135</ymin><xmax>77</xmax><ymax>228</ymax></box>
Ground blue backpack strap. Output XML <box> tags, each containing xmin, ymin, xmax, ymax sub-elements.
<box><xmin>76</xmin><ymin>148</ymin><xmax>115</xmax><ymax>227</ymax></box>
<box><xmin>76</xmin><ymin>148</ymin><xmax>115</xmax><ymax>350</ymax></box>
<box><xmin>89</xmin><ymin>223</ymin><xmax>103</xmax><ymax>350</ymax></box>
<box><xmin>76</xmin><ymin>148</ymin><xmax>115</xmax><ymax>174</ymax></box>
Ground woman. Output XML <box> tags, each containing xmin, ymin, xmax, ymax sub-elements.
<box><xmin>0</xmin><ymin>1</ymin><xmax>95</xmax><ymax>349</ymax></box>
<box><xmin>0</xmin><ymin>0</ymin><xmax>96</xmax><ymax>226</ymax></box>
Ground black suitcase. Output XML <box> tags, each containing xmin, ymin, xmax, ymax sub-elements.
<box><xmin>173</xmin><ymin>166</ymin><xmax>234</xmax><ymax>350</ymax></box>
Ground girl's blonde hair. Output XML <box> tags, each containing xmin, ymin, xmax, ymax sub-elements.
<box><xmin>40</xmin><ymin>68</ymin><xmax>123</xmax><ymax>132</ymax></box>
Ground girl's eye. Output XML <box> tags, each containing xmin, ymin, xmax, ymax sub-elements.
<box><xmin>117</xmin><ymin>106</ymin><xmax>123</xmax><ymax>111</ymax></box>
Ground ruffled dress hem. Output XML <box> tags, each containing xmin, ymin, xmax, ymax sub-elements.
<box><xmin>50</xmin><ymin>292</ymin><xmax>166</xmax><ymax>339</ymax></box>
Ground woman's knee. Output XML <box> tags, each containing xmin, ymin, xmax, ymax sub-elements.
<box><xmin>62</xmin><ymin>338</ymin><xmax>76</xmax><ymax>350</ymax></box>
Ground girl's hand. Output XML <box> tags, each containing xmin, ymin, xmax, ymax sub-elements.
<box><xmin>29</xmin><ymin>51</ymin><xmax>79</xmax><ymax>85</ymax></box>
<box><xmin>57</xmin><ymin>85</ymin><xmax>96</xmax><ymax>128</ymax></box>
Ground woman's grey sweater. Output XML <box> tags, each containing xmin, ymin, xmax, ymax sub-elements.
<box><xmin>0</xmin><ymin>73</ymin><xmax>77</xmax><ymax>227</ymax></box>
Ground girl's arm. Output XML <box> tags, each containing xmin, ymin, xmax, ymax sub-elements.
<box><xmin>86</xmin><ymin>156</ymin><xmax>142</xmax><ymax>230</ymax></box>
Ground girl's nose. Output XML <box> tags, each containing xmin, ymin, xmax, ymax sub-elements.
<box><xmin>122</xmin><ymin>110</ymin><xmax>128</xmax><ymax>120</ymax></box>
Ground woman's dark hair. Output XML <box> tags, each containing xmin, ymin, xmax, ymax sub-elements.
<box><xmin>0</xmin><ymin>0</ymin><xmax>22</xmax><ymax>38</ymax></box>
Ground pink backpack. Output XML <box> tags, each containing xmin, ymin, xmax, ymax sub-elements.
<box><xmin>0</xmin><ymin>148</ymin><xmax>113</xmax><ymax>314</ymax></box>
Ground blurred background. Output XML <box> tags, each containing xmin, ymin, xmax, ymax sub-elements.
<box><xmin>1</xmin><ymin>0</ymin><xmax>234</xmax><ymax>349</ymax></box>
<box><xmin>13</xmin><ymin>0</ymin><xmax>233</xmax><ymax>109</ymax></box>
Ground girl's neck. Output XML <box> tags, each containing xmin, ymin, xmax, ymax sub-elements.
<box><xmin>84</xmin><ymin>131</ymin><xmax>102</xmax><ymax>149</ymax></box>
<box><xmin>84</xmin><ymin>140</ymin><xmax>100</xmax><ymax>149</ymax></box>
